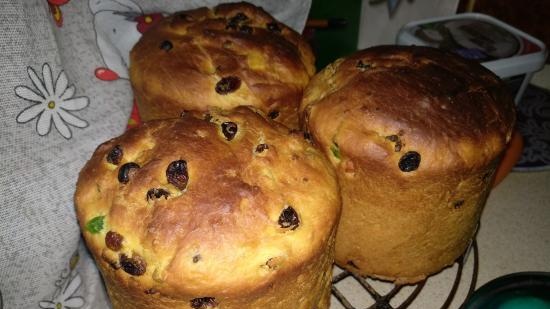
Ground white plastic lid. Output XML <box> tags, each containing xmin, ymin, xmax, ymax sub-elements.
<box><xmin>396</xmin><ymin>13</ymin><xmax>548</xmax><ymax>78</ymax></box>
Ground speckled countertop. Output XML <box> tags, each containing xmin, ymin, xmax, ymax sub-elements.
<box><xmin>330</xmin><ymin>67</ymin><xmax>550</xmax><ymax>309</ymax></box>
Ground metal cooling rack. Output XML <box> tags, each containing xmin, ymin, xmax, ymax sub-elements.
<box><xmin>331</xmin><ymin>241</ymin><xmax>479</xmax><ymax>309</ymax></box>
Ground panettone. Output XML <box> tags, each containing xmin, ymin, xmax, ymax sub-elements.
<box><xmin>300</xmin><ymin>45</ymin><xmax>516</xmax><ymax>283</ymax></box>
<box><xmin>129</xmin><ymin>2</ymin><xmax>315</xmax><ymax>129</ymax></box>
<box><xmin>74</xmin><ymin>107</ymin><xmax>340</xmax><ymax>308</ymax></box>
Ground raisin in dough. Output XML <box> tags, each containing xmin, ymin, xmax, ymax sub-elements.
<box><xmin>75</xmin><ymin>107</ymin><xmax>340</xmax><ymax>308</ymax></box>
<box><xmin>300</xmin><ymin>45</ymin><xmax>515</xmax><ymax>283</ymax></box>
<box><xmin>130</xmin><ymin>2</ymin><xmax>315</xmax><ymax>129</ymax></box>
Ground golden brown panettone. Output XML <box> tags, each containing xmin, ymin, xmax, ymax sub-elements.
<box><xmin>129</xmin><ymin>2</ymin><xmax>315</xmax><ymax>129</ymax></box>
<box><xmin>75</xmin><ymin>107</ymin><xmax>340</xmax><ymax>308</ymax></box>
<box><xmin>300</xmin><ymin>45</ymin><xmax>516</xmax><ymax>283</ymax></box>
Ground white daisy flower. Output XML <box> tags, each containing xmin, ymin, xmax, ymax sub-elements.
<box><xmin>39</xmin><ymin>273</ymin><xmax>84</xmax><ymax>309</ymax></box>
<box><xmin>15</xmin><ymin>63</ymin><xmax>89</xmax><ymax>139</ymax></box>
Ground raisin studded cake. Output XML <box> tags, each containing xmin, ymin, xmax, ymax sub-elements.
<box><xmin>75</xmin><ymin>107</ymin><xmax>340</xmax><ymax>308</ymax></box>
<box><xmin>300</xmin><ymin>45</ymin><xmax>516</xmax><ymax>283</ymax></box>
<box><xmin>129</xmin><ymin>2</ymin><xmax>315</xmax><ymax>129</ymax></box>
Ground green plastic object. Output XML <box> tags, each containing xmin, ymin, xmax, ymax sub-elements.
<box><xmin>462</xmin><ymin>272</ymin><xmax>550</xmax><ymax>309</ymax></box>
<box><xmin>307</xmin><ymin>0</ymin><xmax>362</xmax><ymax>70</ymax></box>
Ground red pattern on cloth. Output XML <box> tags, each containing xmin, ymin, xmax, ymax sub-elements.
<box><xmin>127</xmin><ymin>100</ymin><xmax>142</xmax><ymax>129</ymax></box>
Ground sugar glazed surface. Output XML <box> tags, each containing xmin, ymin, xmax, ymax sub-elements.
<box><xmin>75</xmin><ymin>108</ymin><xmax>341</xmax><ymax>308</ymax></box>
<box><xmin>301</xmin><ymin>45</ymin><xmax>516</xmax><ymax>283</ymax></box>
<box><xmin>130</xmin><ymin>2</ymin><xmax>315</xmax><ymax>129</ymax></box>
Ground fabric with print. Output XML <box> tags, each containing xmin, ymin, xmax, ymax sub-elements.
<box><xmin>0</xmin><ymin>1</ymin><xmax>310</xmax><ymax>308</ymax></box>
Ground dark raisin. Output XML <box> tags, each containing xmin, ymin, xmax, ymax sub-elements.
<box><xmin>278</xmin><ymin>206</ymin><xmax>300</xmax><ymax>230</ymax></box>
<box><xmin>215</xmin><ymin>76</ymin><xmax>241</xmax><ymax>94</ymax></box>
<box><xmin>226</xmin><ymin>12</ymin><xmax>248</xmax><ymax>30</ymax></box>
<box><xmin>146</xmin><ymin>188</ymin><xmax>170</xmax><ymax>201</ymax></box>
<box><xmin>166</xmin><ymin>160</ymin><xmax>189</xmax><ymax>191</ymax></box>
<box><xmin>106</xmin><ymin>145</ymin><xmax>123</xmax><ymax>165</ymax></box>
<box><xmin>398</xmin><ymin>151</ymin><xmax>421</xmax><ymax>172</ymax></box>
<box><xmin>204</xmin><ymin>113</ymin><xmax>213</xmax><ymax>122</ymax></box>
<box><xmin>221</xmin><ymin>122</ymin><xmax>238</xmax><ymax>141</ymax></box>
<box><xmin>394</xmin><ymin>140</ymin><xmax>402</xmax><ymax>152</ymax></box>
<box><xmin>105</xmin><ymin>231</ymin><xmax>124</xmax><ymax>251</ymax></box>
<box><xmin>177</xmin><ymin>12</ymin><xmax>193</xmax><ymax>21</ymax></box>
<box><xmin>231</xmin><ymin>12</ymin><xmax>248</xmax><ymax>22</ymax></box>
<box><xmin>225</xmin><ymin>21</ymin><xmax>238</xmax><ymax>30</ymax></box>
<box><xmin>120</xmin><ymin>254</ymin><xmax>147</xmax><ymax>276</ymax></box>
<box><xmin>144</xmin><ymin>288</ymin><xmax>158</xmax><ymax>294</ymax></box>
<box><xmin>356</xmin><ymin>60</ymin><xmax>371</xmax><ymax>71</ymax></box>
<box><xmin>385</xmin><ymin>135</ymin><xmax>402</xmax><ymax>152</ymax></box>
<box><xmin>255</xmin><ymin>144</ymin><xmax>269</xmax><ymax>153</ymax></box>
<box><xmin>193</xmin><ymin>254</ymin><xmax>201</xmax><ymax>263</ymax></box>
<box><xmin>453</xmin><ymin>199</ymin><xmax>465</xmax><ymax>209</ymax></box>
<box><xmin>267</xmin><ymin>110</ymin><xmax>279</xmax><ymax>119</ymax></box>
<box><xmin>190</xmin><ymin>297</ymin><xmax>218</xmax><ymax>309</ymax></box>
<box><xmin>239</xmin><ymin>25</ymin><xmax>253</xmax><ymax>34</ymax></box>
<box><xmin>118</xmin><ymin>162</ymin><xmax>140</xmax><ymax>184</ymax></box>
<box><xmin>160</xmin><ymin>40</ymin><xmax>173</xmax><ymax>51</ymax></box>
<box><xmin>266</xmin><ymin>22</ymin><xmax>281</xmax><ymax>33</ymax></box>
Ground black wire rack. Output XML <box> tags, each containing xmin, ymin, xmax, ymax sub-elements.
<box><xmin>331</xmin><ymin>241</ymin><xmax>479</xmax><ymax>309</ymax></box>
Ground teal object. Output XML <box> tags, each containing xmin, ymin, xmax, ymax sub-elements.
<box><xmin>463</xmin><ymin>272</ymin><xmax>550</xmax><ymax>309</ymax></box>
<box><xmin>499</xmin><ymin>297</ymin><xmax>550</xmax><ymax>309</ymax></box>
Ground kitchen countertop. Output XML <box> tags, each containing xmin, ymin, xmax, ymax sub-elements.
<box><xmin>477</xmin><ymin>171</ymin><xmax>550</xmax><ymax>285</ymax></box>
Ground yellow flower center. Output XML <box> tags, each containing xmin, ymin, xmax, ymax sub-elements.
<box><xmin>47</xmin><ymin>101</ymin><xmax>56</xmax><ymax>109</ymax></box>
<box><xmin>145</xmin><ymin>16</ymin><xmax>153</xmax><ymax>23</ymax></box>
<box><xmin>56</xmin><ymin>303</ymin><xmax>62</xmax><ymax>309</ymax></box>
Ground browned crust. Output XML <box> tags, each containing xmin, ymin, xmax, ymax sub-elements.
<box><xmin>103</xmin><ymin>227</ymin><xmax>337</xmax><ymax>309</ymax></box>
<box><xmin>75</xmin><ymin>107</ymin><xmax>340</xmax><ymax>307</ymax></box>
<box><xmin>130</xmin><ymin>2</ymin><xmax>315</xmax><ymax>129</ymax></box>
<box><xmin>301</xmin><ymin>45</ymin><xmax>516</xmax><ymax>283</ymax></box>
<box><xmin>301</xmin><ymin>45</ymin><xmax>515</xmax><ymax>172</ymax></box>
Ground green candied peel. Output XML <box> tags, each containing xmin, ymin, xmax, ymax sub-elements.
<box><xmin>85</xmin><ymin>215</ymin><xmax>105</xmax><ymax>234</ymax></box>
<box><xmin>330</xmin><ymin>142</ymin><xmax>341</xmax><ymax>159</ymax></box>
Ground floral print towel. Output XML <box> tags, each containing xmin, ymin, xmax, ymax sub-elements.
<box><xmin>0</xmin><ymin>1</ymin><xmax>310</xmax><ymax>308</ymax></box>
